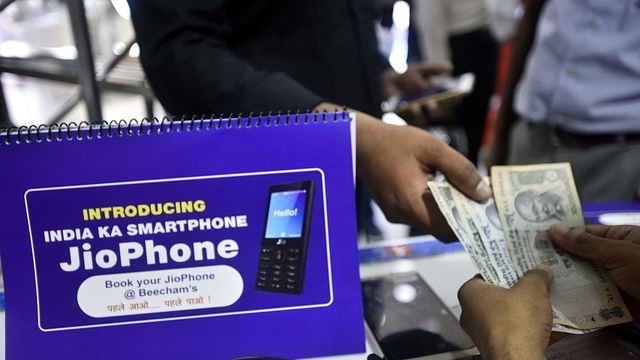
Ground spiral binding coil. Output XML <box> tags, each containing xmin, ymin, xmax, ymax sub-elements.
<box><xmin>0</xmin><ymin>109</ymin><xmax>351</xmax><ymax>146</ymax></box>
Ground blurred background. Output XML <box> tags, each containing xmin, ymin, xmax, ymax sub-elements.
<box><xmin>0</xmin><ymin>0</ymin><xmax>165</xmax><ymax>127</ymax></box>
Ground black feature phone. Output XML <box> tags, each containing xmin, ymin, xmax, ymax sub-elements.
<box><xmin>255</xmin><ymin>181</ymin><xmax>314</xmax><ymax>295</ymax></box>
<box><xmin>362</xmin><ymin>272</ymin><xmax>478</xmax><ymax>360</ymax></box>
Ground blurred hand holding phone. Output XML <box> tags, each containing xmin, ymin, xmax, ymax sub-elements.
<box><xmin>384</xmin><ymin>73</ymin><xmax>475</xmax><ymax>128</ymax></box>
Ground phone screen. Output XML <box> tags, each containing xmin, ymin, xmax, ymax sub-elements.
<box><xmin>264</xmin><ymin>188</ymin><xmax>309</xmax><ymax>239</ymax></box>
<box><xmin>362</xmin><ymin>272</ymin><xmax>477</xmax><ymax>360</ymax></box>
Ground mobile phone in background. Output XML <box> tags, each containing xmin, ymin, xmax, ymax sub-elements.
<box><xmin>388</xmin><ymin>73</ymin><xmax>475</xmax><ymax>126</ymax></box>
<box><xmin>362</xmin><ymin>272</ymin><xmax>478</xmax><ymax>360</ymax></box>
<box><xmin>397</xmin><ymin>72</ymin><xmax>475</xmax><ymax>107</ymax></box>
<box><xmin>255</xmin><ymin>181</ymin><xmax>314</xmax><ymax>295</ymax></box>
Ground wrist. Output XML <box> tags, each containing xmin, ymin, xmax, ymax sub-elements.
<box><xmin>354</xmin><ymin>111</ymin><xmax>380</xmax><ymax>158</ymax></box>
<box><xmin>482</xmin><ymin>336</ymin><xmax>546</xmax><ymax>360</ymax></box>
<box><xmin>353</xmin><ymin>112</ymin><xmax>389</xmax><ymax>177</ymax></box>
<box><xmin>483</xmin><ymin>348</ymin><xmax>546</xmax><ymax>360</ymax></box>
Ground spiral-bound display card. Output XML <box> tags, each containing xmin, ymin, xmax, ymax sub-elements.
<box><xmin>0</xmin><ymin>112</ymin><xmax>363</xmax><ymax>359</ymax></box>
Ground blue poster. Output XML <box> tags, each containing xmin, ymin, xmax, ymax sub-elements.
<box><xmin>0</xmin><ymin>113</ymin><xmax>363</xmax><ymax>359</ymax></box>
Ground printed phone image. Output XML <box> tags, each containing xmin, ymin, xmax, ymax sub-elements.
<box><xmin>362</xmin><ymin>272</ymin><xmax>478</xmax><ymax>360</ymax></box>
<box><xmin>255</xmin><ymin>181</ymin><xmax>314</xmax><ymax>295</ymax></box>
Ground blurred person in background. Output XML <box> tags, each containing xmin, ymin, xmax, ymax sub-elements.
<box><xmin>486</xmin><ymin>0</ymin><xmax>640</xmax><ymax>202</ymax></box>
<box><xmin>412</xmin><ymin>0</ymin><xmax>501</xmax><ymax>166</ymax></box>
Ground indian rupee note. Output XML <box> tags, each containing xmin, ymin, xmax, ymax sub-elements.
<box><xmin>491</xmin><ymin>163</ymin><xmax>632</xmax><ymax>330</ymax></box>
<box><xmin>428</xmin><ymin>181</ymin><xmax>496</xmax><ymax>284</ymax></box>
<box><xmin>447</xmin><ymin>184</ymin><xmax>505</xmax><ymax>286</ymax></box>
<box><xmin>456</xmin><ymin>190</ymin><xmax>518</xmax><ymax>288</ymax></box>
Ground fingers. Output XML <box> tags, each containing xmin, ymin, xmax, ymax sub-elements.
<box><xmin>424</xmin><ymin>98</ymin><xmax>438</xmax><ymax>113</ymax></box>
<box><xmin>428</xmin><ymin>142</ymin><xmax>492</xmax><ymax>202</ymax></box>
<box><xmin>416</xmin><ymin>61</ymin><xmax>453</xmax><ymax>76</ymax></box>
<box><xmin>549</xmin><ymin>224</ymin><xmax>640</xmax><ymax>303</ymax></box>
<box><xmin>458</xmin><ymin>266</ymin><xmax>553</xmax><ymax>360</ymax></box>
<box><xmin>461</xmin><ymin>265</ymin><xmax>551</xmax><ymax>294</ymax></box>
<box><xmin>397</xmin><ymin>62</ymin><xmax>454</xmax><ymax>93</ymax></box>
<box><xmin>458</xmin><ymin>265</ymin><xmax>552</xmax><ymax>311</ymax></box>
<box><xmin>583</xmin><ymin>224</ymin><xmax>639</xmax><ymax>240</ymax></box>
<box><xmin>549</xmin><ymin>224</ymin><xmax>624</xmax><ymax>263</ymax></box>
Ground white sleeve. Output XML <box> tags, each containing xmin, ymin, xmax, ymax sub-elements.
<box><xmin>412</xmin><ymin>0</ymin><xmax>451</xmax><ymax>62</ymax></box>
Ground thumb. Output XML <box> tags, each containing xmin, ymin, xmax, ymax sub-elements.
<box><xmin>432</xmin><ymin>145</ymin><xmax>492</xmax><ymax>202</ymax></box>
<box><xmin>516</xmin><ymin>264</ymin><xmax>553</xmax><ymax>292</ymax></box>
<box><xmin>548</xmin><ymin>224</ymin><xmax>618</xmax><ymax>264</ymax></box>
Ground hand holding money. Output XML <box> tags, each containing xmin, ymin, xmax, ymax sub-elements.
<box><xmin>549</xmin><ymin>224</ymin><xmax>640</xmax><ymax>322</ymax></box>
<box><xmin>457</xmin><ymin>224</ymin><xmax>640</xmax><ymax>360</ymax></box>
<box><xmin>458</xmin><ymin>265</ymin><xmax>553</xmax><ymax>360</ymax></box>
<box><xmin>429</xmin><ymin>163</ymin><xmax>633</xmax><ymax>332</ymax></box>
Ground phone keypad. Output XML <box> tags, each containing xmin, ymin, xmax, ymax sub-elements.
<box><xmin>256</xmin><ymin>245</ymin><xmax>304</xmax><ymax>294</ymax></box>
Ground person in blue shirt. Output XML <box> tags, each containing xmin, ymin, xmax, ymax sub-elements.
<box><xmin>486</xmin><ymin>0</ymin><xmax>640</xmax><ymax>202</ymax></box>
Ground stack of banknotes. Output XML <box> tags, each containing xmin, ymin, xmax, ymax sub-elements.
<box><xmin>428</xmin><ymin>163</ymin><xmax>632</xmax><ymax>333</ymax></box>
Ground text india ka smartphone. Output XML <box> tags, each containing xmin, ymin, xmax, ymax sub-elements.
<box><xmin>362</xmin><ymin>272</ymin><xmax>479</xmax><ymax>360</ymax></box>
<box><xmin>255</xmin><ymin>181</ymin><xmax>315</xmax><ymax>295</ymax></box>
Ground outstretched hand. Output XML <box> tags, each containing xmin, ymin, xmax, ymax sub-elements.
<box><xmin>549</xmin><ymin>224</ymin><xmax>640</xmax><ymax>321</ymax></box>
<box><xmin>353</xmin><ymin>110</ymin><xmax>491</xmax><ymax>241</ymax></box>
<box><xmin>458</xmin><ymin>265</ymin><xmax>553</xmax><ymax>360</ymax></box>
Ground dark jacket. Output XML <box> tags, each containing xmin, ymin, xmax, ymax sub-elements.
<box><xmin>128</xmin><ymin>0</ymin><xmax>388</xmax><ymax>118</ymax></box>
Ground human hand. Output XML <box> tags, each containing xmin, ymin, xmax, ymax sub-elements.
<box><xmin>353</xmin><ymin>110</ymin><xmax>491</xmax><ymax>241</ymax></box>
<box><xmin>382</xmin><ymin>61</ymin><xmax>453</xmax><ymax>98</ymax></box>
<box><xmin>394</xmin><ymin>99</ymin><xmax>458</xmax><ymax>128</ymax></box>
<box><xmin>458</xmin><ymin>265</ymin><xmax>553</xmax><ymax>360</ymax></box>
<box><xmin>549</xmin><ymin>224</ymin><xmax>640</xmax><ymax>321</ymax></box>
